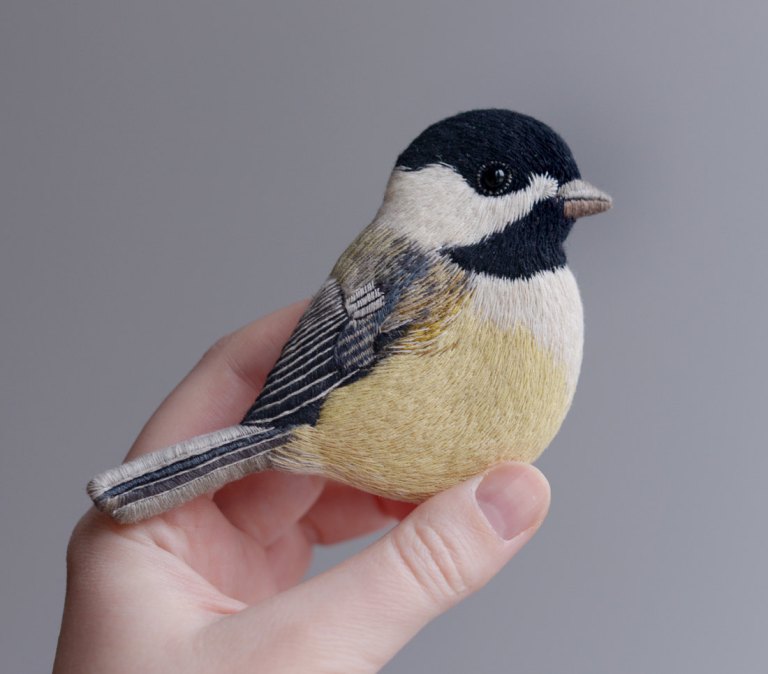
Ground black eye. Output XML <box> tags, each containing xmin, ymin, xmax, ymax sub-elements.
<box><xmin>477</xmin><ymin>162</ymin><xmax>514</xmax><ymax>196</ymax></box>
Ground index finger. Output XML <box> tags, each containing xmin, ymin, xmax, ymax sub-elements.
<box><xmin>126</xmin><ymin>300</ymin><xmax>308</xmax><ymax>461</ymax></box>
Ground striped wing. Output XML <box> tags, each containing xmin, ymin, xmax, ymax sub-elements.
<box><xmin>242</xmin><ymin>279</ymin><xmax>388</xmax><ymax>427</ymax></box>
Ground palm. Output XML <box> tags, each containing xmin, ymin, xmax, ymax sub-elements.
<box><xmin>141</xmin><ymin>484</ymin><xmax>313</xmax><ymax>609</ymax></box>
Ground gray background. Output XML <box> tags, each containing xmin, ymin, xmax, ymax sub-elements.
<box><xmin>2</xmin><ymin>1</ymin><xmax>767</xmax><ymax>672</ymax></box>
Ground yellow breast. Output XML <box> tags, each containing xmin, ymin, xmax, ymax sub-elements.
<box><xmin>274</xmin><ymin>268</ymin><xmax>583</xmax><ymax>501</ymax></box>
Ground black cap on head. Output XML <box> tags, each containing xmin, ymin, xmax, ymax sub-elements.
<box><xmin>396</xmin><ymin>109</ymin><xmax>580</xmax><ymax>193</ymax></box>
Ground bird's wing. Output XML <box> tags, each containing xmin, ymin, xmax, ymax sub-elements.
<box><xmin>241</xmin><ymin>277</ymin><xmax>402</xmax><ymax>428</ymax></box>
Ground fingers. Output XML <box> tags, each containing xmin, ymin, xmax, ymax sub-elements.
<box><xmin>299</xmin><ymin>482</ymin><xmax>399</xmax><ymax>545</ymax></box>
<box><xmin>126</xmin><ymin>300</ymin><xmax>307</xmax><ymax>460</ymax></box>
<box><xmin>213</xmin><ymin>463</ymin><xmax>550</xmax><ymax>672</ymax></box>
<box><xmin>214</xmin><ymin>472</ymin><xmax>325</xmax><ymax>546</ymax></box>
<box><xmin>214</xmin><ymin>475</ymin><xmax>404</xmax><ymax>549</ymax></box>
<box><xmin>227</xmin><ymin>481</ymin><xmax>406</xmax><ymax>593</ymax></box>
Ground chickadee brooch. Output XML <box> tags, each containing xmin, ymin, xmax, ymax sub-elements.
<box><xmin>89</xmin><ymin>109</ymin><xmax>612</xmax><ymax>523</ymax></box>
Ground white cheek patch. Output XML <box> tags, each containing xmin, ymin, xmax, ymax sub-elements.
<box><xmin>374</xmin><ymin>164</ymin><xmax>559</xmax><ymax>249</ymax></box>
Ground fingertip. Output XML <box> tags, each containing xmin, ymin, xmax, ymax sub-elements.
<box><xmin>474</xmin><ymin>462</ymin><xmax>551</xmax><ymax>541</ymax></box>
<box><xmin>224</xmin><ymin>299</ymin><xmax>309</xmax><ymax>363</ymax></box>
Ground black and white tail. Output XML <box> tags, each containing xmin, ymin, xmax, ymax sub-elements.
<box><xmin>87</xmin><ymin>424</ymin><xmax>293</xmax><ymax>524</ymax></box>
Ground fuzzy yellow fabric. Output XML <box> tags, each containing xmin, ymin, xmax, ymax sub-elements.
<box><xmin>274</xmin><ymin>306</ymin><xmax>574</xmax><ymax>501</ymax></box>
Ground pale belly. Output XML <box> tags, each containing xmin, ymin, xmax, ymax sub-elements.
<box><xmin>276</xmin><ymin>267</ymin><xmax>584</xmax><ymax>501</ymax></box>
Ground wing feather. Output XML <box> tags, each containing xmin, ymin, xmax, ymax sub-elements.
<box><xmin>243</xmin><ymin>234</ymin><xmax>442</xmax><ymax>428</ymax></box>
<box><xmin>242</xmin><ymin>278</ymin><xmax>387</xmax><ymax>427</ymax></box>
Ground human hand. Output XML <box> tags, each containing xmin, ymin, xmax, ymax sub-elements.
<box><xmin>54</xmin><ymin>302</ymin><xmax>551</xmax><ymax>673</ymax></box>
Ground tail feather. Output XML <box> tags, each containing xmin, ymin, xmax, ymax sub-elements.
<box><xmin>87</xmin><ymin>424</ymin><xmax>291</xmax><ymax>524</ymax></box>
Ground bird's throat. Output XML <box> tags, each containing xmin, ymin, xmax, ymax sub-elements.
<box><xmin>445</xmin><ymin>199</ymin><xmax>572</xmax><ymax>280</ymax></box>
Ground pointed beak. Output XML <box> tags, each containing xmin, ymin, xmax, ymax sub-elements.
<box><xmin>558</xmin><ymin>179</ymin><xmax>612</xmax><ymax>219</ymax></box>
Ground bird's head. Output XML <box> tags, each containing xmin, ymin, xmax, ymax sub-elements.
<box><xmin>376</xmin><ymin>109</ymin><xmax>611</xmax><ymax>280</ymax></box>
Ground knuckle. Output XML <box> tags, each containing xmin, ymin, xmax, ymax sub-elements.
<box><xmin>65</xmin><ymin>511</ymin><xmax>109</xmax><ymax>572</ymax></box>
<box><xmin>201</xmin><ymin>333</ymin><xmax>234</xmax><ymax>364</ymax></box>
<box><xmin>390</xmin><ymin>519</ymin><xmax>473</xmax><ymax>604</ymax></box>
<box><xmin>65</xmin><ymin>518</ymin><xmax>88</xmax><ymax>570</ymax></box>
<box><xmin>200</xmin><ymin>331</ymin><xmax>265</xmax><ymax>392</ymax></box>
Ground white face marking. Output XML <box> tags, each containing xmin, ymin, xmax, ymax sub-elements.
<box><xmin>372</xmin><ymin>164</ymin><xmax>559</xmax><ymax>249</ymax></box>
<box><xmin>468</xmin><ymin>267</ymin><xmax>584</xmax><ymax>392</ymax></box>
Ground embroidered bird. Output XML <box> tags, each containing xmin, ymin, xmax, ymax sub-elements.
<box><xmin>88</xmin><ymin>109</ymin><xmax>611</xmax><ymax>524</ymax></box>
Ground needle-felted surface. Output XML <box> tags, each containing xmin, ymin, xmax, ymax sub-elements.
<box><xmin>88</xmin><ymin>108</ymin><xmax>611</xmax><ymax>523</ymax></box>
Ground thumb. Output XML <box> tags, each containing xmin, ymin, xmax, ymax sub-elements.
<box><xmin>216</xmin><ymin>463</ymin><xmax>550</xmax><ymax>673</ymax></box>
